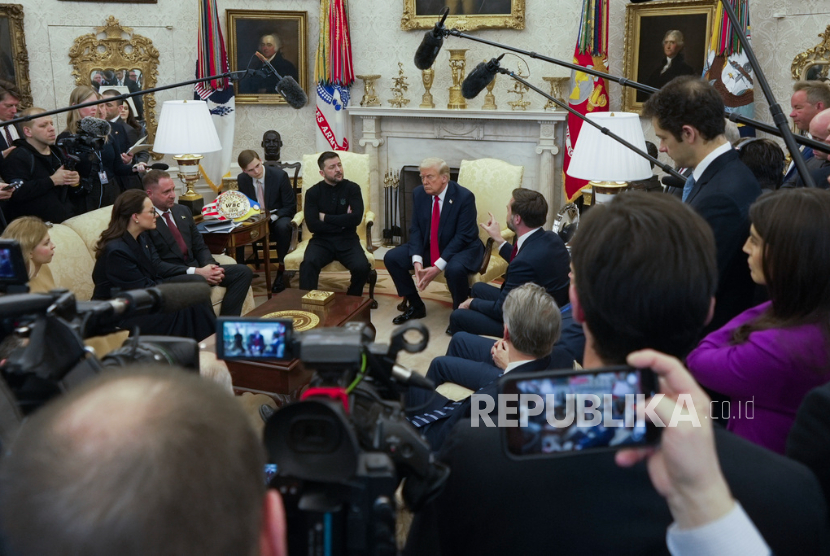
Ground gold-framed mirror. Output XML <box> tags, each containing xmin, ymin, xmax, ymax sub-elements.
<box><xmin>792</xmin><ymin>25</ymin><xmax>830</xmax><ymax>82</ymax></box>
<box><xmin>68</xmin><ymin>16</ymin><xmax>160</xmax><ymax>154</ymax></box>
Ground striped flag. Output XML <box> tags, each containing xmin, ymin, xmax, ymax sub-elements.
<box><xmin>315</xmin><ymin>0</ymin><xmax>355</xmax><ymax>152</ymax></box>
<box><xmin>563</xmin><ymin>0</ymin><xmax>610</xmax><ymax>202</ymax></box>
<box><xmin>703</xmin><ymin>0</ymin><xmax>754</xmax><ymax>136</ymax></box>
<box><xmin>195</xmin><ymin>0</ymin><xmax>235</xmax><ymax>191</ymax></box>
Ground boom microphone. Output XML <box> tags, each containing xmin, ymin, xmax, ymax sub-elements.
<box><xmin>254</xmin><ymin>51</ymin><xmax>308</xmax><ymax>109</ymax></box>
<box><xmin>78</xmin><ymin>116</ymin><xmax>111</xmax><ymax>138</ymax></box>
<box><xmin>461</xmin><ymin>54</ymin><xmax>505</xmax><ymax>99</ymax></box>
<box><xmin>414</xmin><ymin>7</ymin><xmax>450</xmax><ymax>70</ymax></box>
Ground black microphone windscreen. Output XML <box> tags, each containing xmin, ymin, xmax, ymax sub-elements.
<box><xmin>78</xmin><ymin>117</ymin><xmax>111</xmax><ymax>138</ymax></box>
<box><xmin>461</xmin><ymin>61</ymin><xmax>496</xmax><ymax>99</ymax></box>
<box><xmin>414</xmin><ymin>31</ymin><xmax>444</xmax><ymax>71</ymax></box>
<box><xmin>276</xmin><ymin>76</ymin><xmax>308</xmax><ymax>109</ymax></box>
<box><xmin>155</xmin><ymin>282</ymin><xmax>212</xmax><ymax>313</ymax></box>
<box><xmin>148</xmin><ymin>163</ymin><xmax>169</xmax><ymax>171</ymax></box>
<box><xmin>661</xmin><ymin>175</ymin><xmax>685</xmax><ymax>189</ymax></box>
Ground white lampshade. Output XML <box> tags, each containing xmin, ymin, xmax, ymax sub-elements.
<box><xmin>153</xmin><ymin>99</ymin><xmax>222</xmax><ymax>154</ymax></box>
<box><xmin>567</xmin><ymin>112</ymin><xmax>652</xmax><ymax>182</ymax></box>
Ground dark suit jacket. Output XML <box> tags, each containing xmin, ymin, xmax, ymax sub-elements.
<box><xmin>147</xmin><ymin>203</ymin><xmax>216</xmax><ymax>275</ymax></box>
<box><xmin>686</xmin><ymin>149</ymin><xmax>761</xmax><ymax>331</ymax></box>
<box><xmin>236</xmin><ymin>165</ymin><xmax>296</xmax><ymax>219</ymax></box>
<box><xmin>407</xmin><ymin>181</ymin><xmax>484</xmax><ymax>272</ymax></box>
<box><xmin>0</xmin><ymin>140</ymin><xmax>73</xmax><ymax>223</ymax></box>
<box><xmin>788</xmin><ymin>381</ymin><xmax>830</xmax><ymax>517</ymax></box>
<box><xmin>92</xmin><ymin>231</ymin><xmax>164</xmax><ymax>299</ymax></box>
<box><xmin>470</xmin><ymin>229</ymin><xmax>570</xmax><ymax>319</ymax></box>
<box><xmin>406</xmin><ymin>419</ymin><xmax>830</xmax><ymax>556</ymax></box>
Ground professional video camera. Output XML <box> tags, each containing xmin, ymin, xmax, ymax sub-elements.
<box><xmin>54</xmin><ymin>117</ymin><xmax>111</xmax><ymax>195</ymax></box>
<box><xmin>0</xmin><ymin>270</ymin><xmax>208</xmax><ymax>421</ymax></box>
<box><xmin>217</xmin><ymin>318</ymin><xmax>449</xmax><ymax>556</ymax></box>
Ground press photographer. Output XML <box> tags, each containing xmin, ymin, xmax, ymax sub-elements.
<box><xmin>0</xmin><ymin>107</ymin><xmax>77</xmax><ymax>224</ymax></box>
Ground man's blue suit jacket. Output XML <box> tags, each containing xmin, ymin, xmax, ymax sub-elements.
<box><xmin>407</xmin><ymin>180</ymin><xmax>483</xmax><ymax>272</ymax></box>
<box><xmin>470</xmin><ymin>229</ymin><xmax>570</xmax><ymax>319</ymax></box>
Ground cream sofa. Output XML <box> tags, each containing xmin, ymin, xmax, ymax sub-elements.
<box><xmin>47</xmin><ymin>206</ymin><xmax>255</xmax><ymax>314</ymax></box>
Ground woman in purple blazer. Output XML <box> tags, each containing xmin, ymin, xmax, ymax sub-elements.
<box><xmin>687</xmin><ymin>188</ymin><xmax>830</xmax><ymax>454</ymax></box>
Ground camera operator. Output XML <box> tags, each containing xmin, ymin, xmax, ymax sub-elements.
<box><xmin>57</xmin><ymin>86</ymin><xmax>134</xmax><ymax>215</ymax></box>
<box><xmin>0</xmin><ymin>368</ymin><xmax>288</xmax><ymax>556</ymax></box>
<box><xmin>0</xmin><ymin>107</ymin><xmax>77</xmax><ymax>223</ymax></box>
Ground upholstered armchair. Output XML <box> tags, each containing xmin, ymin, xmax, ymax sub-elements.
<box><xmin>434</xmin><ymin>158</ymin><xmax>524</xmax><ymax>288</ymax></box>
<box><xmin>283</xmin><ymin>151</ymin><xmax>378</xmax><ymax>307</ymax></box>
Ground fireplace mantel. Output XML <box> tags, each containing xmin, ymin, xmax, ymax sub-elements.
<box><xmin>348</xmin><ymin>106</ymin><xmax>568</xmax><ymax>227</ymax></box>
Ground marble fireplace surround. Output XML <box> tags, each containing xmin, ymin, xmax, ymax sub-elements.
<box><xmin>348</xmin><ymin>107</ymin><xmax>568</xmax><ymax>228</ymax></box>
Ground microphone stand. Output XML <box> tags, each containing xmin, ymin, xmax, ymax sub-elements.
<box><xmin>488</xmin><ymin>64</ymin><xmax>684</xmax><ymax>181</ymax></box>
<box><xmin>434</xmin><ymin>26</ymin><xmax>830</xmax><ymax>156</ymax></box>
<box><xmin>717</xmin><ymin>0</ymin><xmax>815</xmax><ymax>187</ymax></box>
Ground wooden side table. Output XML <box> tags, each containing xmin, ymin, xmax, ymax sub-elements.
<box><xmin>202</xmin><ymin>215</ymin><xmax>273</xmax><ymax>298</ymax></box>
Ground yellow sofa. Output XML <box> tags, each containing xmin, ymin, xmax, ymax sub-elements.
<box><xmin>47</xmin><ymin>206</ymin><xmax>255</xmax><ymax>315</ymax></box>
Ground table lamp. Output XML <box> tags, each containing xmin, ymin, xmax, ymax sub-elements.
<box><xmin>153</xmin><ymin>99</ymin><xmax>222</xmax><ymax>215</ymax></box>
<box><xmin>567</xmin><ymin>112</ymin><xmax>652</xmax><ymax>204</ymax></box>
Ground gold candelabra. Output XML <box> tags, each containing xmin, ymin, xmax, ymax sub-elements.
<box><xmin>388</xmin><ymin>63</ymin><xmax>410</xmax><ymax>108</ymax></box>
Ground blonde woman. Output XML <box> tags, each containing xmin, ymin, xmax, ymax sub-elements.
<box><xmin>0</xmin><ymin>216</ymin><xmax>55</xmax><ymax>293</ymax></box>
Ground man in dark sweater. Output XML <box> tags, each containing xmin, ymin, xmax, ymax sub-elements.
<box><xmin>1</xmin><ymin>107</ymin><xmax>77</xmax><ymax>223</ymax></box>
<box><xmin>299</xmin><ymin>152</ymin><xmax>370</xmax><ymax>296</ymax></box>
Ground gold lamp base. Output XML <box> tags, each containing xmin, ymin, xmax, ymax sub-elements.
<box><xmin>589</xmin><ymin>180</ymin><xmax>629</xmax><ymax>205</ymax></box>
<box><xmin>174</xmin><ymin>154</ymin><xmax>205</xmax><ymax>215</ymax></box>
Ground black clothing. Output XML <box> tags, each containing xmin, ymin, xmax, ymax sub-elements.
<box><xmin>241</xmin><ymin>54</ymin><xmax>299</xmax><ymax>94</ymax></box>
<box><xmin>638</xmin><ymin>52</ymin><xmax>696</xmax><ymax>102</ymax></box>
<box><xmin>56</xmin><ymin>131</ymin><xmax>133</xmax><ymax>215</ymax></box>
<box><xmin>299</xmin><ymin>178</ymin><xmax>370</xmax><ymax>295</ymax></box>
<box><xmin>236</xmin><ymin>165</ymin><xmax>296</xmax><ymax>262</ymax></box>
<box><xmin>1</xmin><ymin>140</ymin><xmax>74</xmax><ymax>223</ymax></box>
<box><xmin>92</xmin><ymin>231</ymin><xmax>216</xmax><ymax>341</ymax></box>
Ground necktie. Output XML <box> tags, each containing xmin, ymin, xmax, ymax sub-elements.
<box><xmin>4</xmin><ymin>126</ymin><xmax>11</xmax><ymax>146</ymax></box>
<box><xmin>682</xmin><ymin>175</ymin><xmax>696</xmax><ymax>203</ymax></box>
<box><xmin>804</xmin><ymin>147</ymin><xmax>815</xmax><ymax>161</ymax></box>
<box><xmin>510</xmin><ymin>241</ymin><xmax>518</xmax><ymax>261</ymax></box>
<box><xmin>163</xmin><ymin>211</ymin><xmax>188</xmax><ymax>257</ymax></box>
<box><xmin>255</xmin><ymin>179</ymin><xmax>265</xmax><ymax>209</ymax></box>
<box><xmin>430</xmin><ymin>195</ymin><xmax>440</xmax><ymax>266</ymax></box>
<box><xmin>409</xmin><ymin>372</ymin><xmax>505</xmax><ymax>428</ymax></box>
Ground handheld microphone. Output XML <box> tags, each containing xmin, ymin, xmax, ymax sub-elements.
<box><xmin>145</xmin><ymin>163</ymin><xmax>169</xmax><ymax>171</ymax></box>
<box><xmin>461</xmin><ymin>54</ymin><xmax>505</xmax><ymax>99</ymax></box>
<box><xmin>414</xmin><ymin>7</ymin><xmax>450</xmax><ymax>70</ymax></box>
<box><xmin>392</xmin><ymin>363</ymin><xmax>435</xmax><ymax>390</ymax></box>
<box><xmin>254</xmin><ymin>51</ymin><xmax>308</xmax><ymax>109</ymax></box>
<box><xmin>78</xmin><ymin>117</ymin><xmax>112</xmax><ymax>138</ymax></box>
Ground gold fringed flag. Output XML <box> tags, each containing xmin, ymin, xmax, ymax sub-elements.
<box><xmin>315</xmin><ymin>0</ymin><xmax>355</xmax><ymax>152</ymax></box>
<box><xmin>563</xmin><ymin>0</ymin><xmax>610</xmax><ymax>202</ymax></box>
<box><xmin>704</xmin><ymin>0</ymin><xmax>754</xmax><ymax>134</ymax></box>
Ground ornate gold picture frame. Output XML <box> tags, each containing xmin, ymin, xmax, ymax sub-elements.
<box><xmin>0</xmin><ymin>4</ymin><xmax>32</xmax><ymax>108</ymax></box>
<box><xmin>622</xmin><ymin>0</ymin><xmax>715</xmax><ymax>112</ymax></box>
<box><xmin>68</xmin><ymin>17</ymin><xmax>160</xmax><ymax>151</ymax></box>
<box><xmin>227</xmin><ymin>10</ymin><xmax>308</xmax><ymax>106</ymax></box>
<box><xmin>792</xmin><ymin>25</ymin><xmax>830</xmax><ymax>82</ymax></box>
<box><xmin>401</xmin><ymin>0</ymin><xmax>525</xmax><ymax>32</ymax></box>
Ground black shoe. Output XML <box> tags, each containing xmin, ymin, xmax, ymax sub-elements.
<box><xmin>260</xmin><ymin>404</ymin><xmax>275</xmax><ymax>423</ymax></box>
<box><xmin>271</xmin><ymin>278</ymin><xmax>286</xmax><ymax>293</ymax></box>
<box><xmin>393</xmin><ymin>304</ymin><xmax>426</xmax><ymax>325</ymax></box>
<box><xmin>446</xmin><ymin>327</ymin><xmax>453</xmax><ymax>336</ymax></box>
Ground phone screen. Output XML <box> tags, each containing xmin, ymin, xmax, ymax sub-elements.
<box><xmin>215</xmin><ymin>317</ymin><xmax>293</xmax><ymax>361</ymax></box>
<box><xmin>501</xmin><ymin>366</ymin><xmax>660</xmax><ymax>458</ymax></box>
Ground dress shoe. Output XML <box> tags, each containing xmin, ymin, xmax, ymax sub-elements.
<box><xmin>260</xmin><ymin>404</ymin><xmax>276</xmax><ymax>423</ymax></box>
<box><xmin>271</xmin><ymin>278</ymin><xmax>286</xmax><ymax>293</ymax></box>
<box><xmin>446</xmin><ymin>327</ymin><xmax>453</xmax><ymax>336</ymax></box>
<box><xmin>392</xmin><ymin>304</ymin><xmax>426</xmax><ymax>325</ymax></box>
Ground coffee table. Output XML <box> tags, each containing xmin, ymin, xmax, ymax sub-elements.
<box><xmin>221</xmin><ymin>289</ymin><xmax>375</xmax><ymax>401</ymax></box>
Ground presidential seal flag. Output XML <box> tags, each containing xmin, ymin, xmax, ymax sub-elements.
<box><xmin>563</xmin><ymin>0</ymin><xmax>609</xmax><ymax>202</ymax></box>
<box><xmin>315</xmin><ymin>0</ymin><xmax>355</xmax><ymax>152</ymax></box>
<box><xmin>195</xmin><ymin>0</ymin><xmax>234</xmax><ymax>191</ymax></box>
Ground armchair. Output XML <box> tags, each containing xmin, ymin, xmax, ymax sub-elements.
<box><xmin>283</xmin><ymin>151</ymin><xmax>378</xmax><ymax>308</ymax></box>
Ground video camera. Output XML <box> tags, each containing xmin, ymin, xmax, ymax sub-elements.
<box><xmin>217</xmin><ymin>317</ymin><xmax>449</xmax><ymax>556</ymax></box>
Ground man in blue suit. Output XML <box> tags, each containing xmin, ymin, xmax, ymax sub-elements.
<box><xmin>449</xmin><ymin>189</ymin><xmax>570</xmax><ymax>337</ymax></box>
<box><xmin>385</xmin><ymin>158</ymin><xmax>484</xmax><ymax>324</ymax></box>
<box><xmin>406</xmin><ymin>283</ymin><xmax>561</xmax><ymax>452</ymax></box>
<box><xmin>644</xmin><ymin>76</ymin><xmax>761</xmax><ymax>332</ymax></box>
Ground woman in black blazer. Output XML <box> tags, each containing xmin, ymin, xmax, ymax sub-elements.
<box><xmin>92</xmin><ymin>189</ymin><xmax>215</xmax><ymax>341</ymax></box>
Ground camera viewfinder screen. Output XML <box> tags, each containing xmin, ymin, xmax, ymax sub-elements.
<box><xmin>0</xmin><ymin>248</ymin><xmax>18</xmax><ymax>279</ymax></box>
<box><xmin>504</xmin><ymin>368</ymin><xmax>656</xmax><ymax>457</ymax></box>
<box><xmin>219</xmin><ymin>319</ymin><xmax>290</xmax><ymax>360</ymax></box>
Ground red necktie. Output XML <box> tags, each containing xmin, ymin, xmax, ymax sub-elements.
<box><xmin>430</xmin><ymin>195</ymin><xmax>440</xmax><ymax>266</ymax></box>
<box><xmin>163</xmin><ymin>211</ymin><xmax>188</xmax><ymax>258</ymax></box>
<box><xmin>4</xmin><ymin>126</ymin><xmax>11</xmax><ymax>146</ymax></box>
<box><xmin>510</xmin><ymin>242</ymin><xmax>518</xmax><ymax>261</ymax></box>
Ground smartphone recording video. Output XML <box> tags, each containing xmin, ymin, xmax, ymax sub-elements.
<box><xmin>215</xmin><ymin>317</ymin><xmax>293</xmax><ymax>361</ymax></box>
<box><xmin>501</xmin><ymin>366</ymin><xmax>660</xmax><ymax>458</ymax></box>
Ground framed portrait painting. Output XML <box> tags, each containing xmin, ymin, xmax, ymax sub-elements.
<box><xmin>227</xmin><ymin>10</ymin><xmax>307</xmax><ymax>105</ymax></box>
<box><xmin>401</xmin><ymin>0</ymin><xmax>525</xmax><ymax>31</ymax></box>
<box><xmin>623</xmin><ymin>0</ymin><xmax>715</xmax><ymax>112</ymax></box>
<box><xmin>0</xmin><ymin>4</ymin><xmax>32</xmax><ymax>108</ymax></box>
